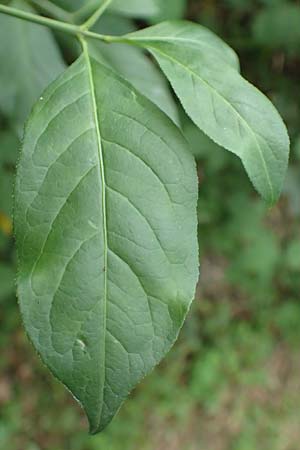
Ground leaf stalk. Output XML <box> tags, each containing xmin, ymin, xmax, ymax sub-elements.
<box><xmin>75</xmin><ymin>0</ymin><xmax>113</xmax><ymax>27</ymax></box>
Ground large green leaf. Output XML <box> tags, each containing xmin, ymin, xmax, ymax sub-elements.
<box><xmin>15</xmin><ymin>48</ymin><xmax>198</xmax><ymax>433</ymax></box>
<box><xmin>123</xmin><ymin>21</ymin><xmax>290</xmax><ymax>203</ymax></box>
<box><xmin>90</xmin><ymin>15</ymin><xmax>179</xmax><ymax>123</ymax></box>
<box><xmin>0</xmin><ymin>0</ymin><xmax>65</xmax><ymax>132</ymax></box>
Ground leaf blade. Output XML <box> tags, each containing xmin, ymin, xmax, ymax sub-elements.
<box><xmin>124</xmin><ymin>21</ymin><xmax>290</xmax><ymax>203</ymax></box>
<box><xmin>124</xmin><ymin>21</ymin><xmax>240</xmax><ymax>71</ymax></box>
<box><xmin>15</xmin><ymin>52</ymin><xmax>199</xmax><ymax>433</ymax></box>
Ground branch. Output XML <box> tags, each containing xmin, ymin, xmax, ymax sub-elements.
<box><xmin>0</xmin><ymin>4</ymin><xmax>113</xmax><ymax>42</ymax></box>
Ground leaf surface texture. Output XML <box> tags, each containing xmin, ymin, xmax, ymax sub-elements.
<box><xmin>15</xmin><ymin>50</ymin><xmax>198</xmax><ymax>433</ymax></box>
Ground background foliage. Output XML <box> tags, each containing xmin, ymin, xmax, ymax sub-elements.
<box><xmin>0</xmin><ymin>0</ymin><xmax>300</xmax><ymax>449</ymax></box>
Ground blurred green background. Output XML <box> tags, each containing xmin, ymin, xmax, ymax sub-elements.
<box><xmin>1</xmin><ymin>0</ymin><xmax>300</xmax><ymax>449</ymax></box>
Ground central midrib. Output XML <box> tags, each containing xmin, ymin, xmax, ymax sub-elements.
<box><xmin>82</xmin><ymin>39</ymin><xmax>108</xmax><ymax>431</ymax></box>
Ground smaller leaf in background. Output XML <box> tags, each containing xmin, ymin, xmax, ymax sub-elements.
<box><xmin>150</xmin><ymin>0</ymin><xmax>187</xmax><ymax>23</ymax></box>
<box><xmin>252</xmin><ymin>4</ymin><xmax>300</xmax><ymax>54</ymax></box>
<box><xmin>90</xmin><ymin>14</ymin><xmax>179</xmax><ymax>123</ymax></box>
<box><xmin>94</xmin><ymin>12</ymin><xmax>136</xmax><ymax>35</ymax></box>
<box><xmin>0</xmin><ymin>0</ymin><xmax>65</xmax><ymax>133</ymax></box>
<box><xmin>124</xmin><ymin>21</ymin><xmax>290</xmax><ymax>203</ymax></box>
<box><xmin>109</xmin><ymin>0</ymin><xmax>159</xmax><ymax>18</ymax></box>
<box><xmin>49</xmin><ymin>0</ymin><xmax>83</xmax><ymax>12</ymax></box>
<box><xmin>50</xmin><ymin>0</ymin><xmax>159</xmax><ymax>19</ymax></box>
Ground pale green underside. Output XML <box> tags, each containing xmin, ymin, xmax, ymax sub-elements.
<box><xmin>125</xmin><ymin>21</ymin><xmax>290</xmax><ymax>204</ymax></box>
<box><xmin>15</xmin><ymin>52</ymin><xmax>199</xmax><ymax>433</ymax></box>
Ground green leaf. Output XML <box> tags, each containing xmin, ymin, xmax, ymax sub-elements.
<box><xmin>124</xmin><ymin>21</ymin><xmax>240</xmax><ymax>71</ymax></box>
<box><xmin>15</xmin><ymin>48</ymin><xmax>199</xmax><ymax>433</ymax></box>
<box><xmin>151</xmin><ymin>0</ymin><xmax>187</xmax><ymax>23</ymax></box>
<box><xmin>94</xmin><ymin>12</ymin><xmax>136</xmax><ymax>35</ymax></box>
<box><xmin>49</xmin><ymin>0</ymin><xmax>84</xmax><ymax>12</ymax></box>
<box><xmin>109</xmin><ymin>0</ymin><xmax>159</xmax><ymax>17</ymax></box>
<box><xmin>90</xmin><ymin>15</ymin><xmax>179</xmax><ymax>124</ymax></box>
<box><xmin>124</xmin><ymin>21</ymin><xmax>290</xmax><ymax>203</ymax></box>
<box><xmin>0</xmin><ymin>0</ymin><xmax>65</xmax><ymax>132</ymax></box>
<box><xmin>51</xmin><ymin>0</ymin><xmax>159</xmax><ymax>17</ymax></box>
